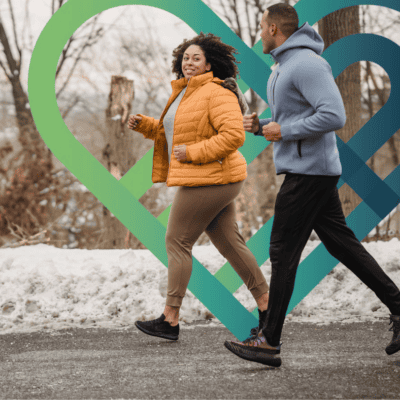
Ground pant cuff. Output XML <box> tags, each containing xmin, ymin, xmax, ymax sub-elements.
<box><xmin>250</xmin><ymin>282</ymin><xmax>269</xmax><ymax>300</ymax></box>
<box><xmin>166</xmin><ymin>295</ymin><xmax>184</xmax><ymax>308</ymax></box>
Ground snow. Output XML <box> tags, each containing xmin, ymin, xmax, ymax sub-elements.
<box><xmin>121</xmin><ymin>70</ymin><xmax>136</xmax><ymax>81</ymax></box>
<box><xmin>368</xmin><ymin>204</ymin><xmax>400</xmax><ymax>236</ymax></box>
<box><xmin>1</xmin><ymin>239</ymin><xmax>400</xmax><ymax>334</ymax></box>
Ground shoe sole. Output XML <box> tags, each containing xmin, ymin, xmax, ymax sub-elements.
<box><xmin>224</xmin><ymin>341</ymin><xmax>282</xmax><ymax>367</ymax></box>
<box><xmin>135</xmin><ymin>322</ymin><xmax>179</xmax><ymax>341</ymax></box>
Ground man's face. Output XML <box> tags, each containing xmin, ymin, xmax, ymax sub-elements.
<box><xmin>260</xmin><ymin>10</ymin><xmax>276</xmax><ymax>54</ymax></box>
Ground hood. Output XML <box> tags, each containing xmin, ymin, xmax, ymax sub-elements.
<box><xmin>270</xmin><ymin>22</ymin><xmax>324</xmax><ymax>64</ymax></box>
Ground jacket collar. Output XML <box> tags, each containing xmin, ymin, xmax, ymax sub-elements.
<box><xmin>159</xmin><ymin>71</ymin><xmax>223</xmax><ymax>127</ymax></box>
<box><xmin>171</xmin><ymin>71</ymin><xmax>222</xmax><ymax>93</ymax></box>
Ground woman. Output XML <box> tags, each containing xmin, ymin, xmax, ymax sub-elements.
<box><xmin>128</xmin><ymin>33</ymin><xmax>269</xmax><ymax>341</ymax></box>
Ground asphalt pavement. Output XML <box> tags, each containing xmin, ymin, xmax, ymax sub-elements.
<box><xmin>0</xmin><ymin>320</ymin><xmax>399</xmax><ymax>399</ymax></box>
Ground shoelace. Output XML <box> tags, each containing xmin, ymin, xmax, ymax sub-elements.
<box><xmin>250</xmin><ymin>326</ymin><xmax>259</xmax><ymax>337</ymax></box>
<box><xmin>240</xmin><ymin>326</ymin><xmax>260</xmax><ymax>344</ymax></box>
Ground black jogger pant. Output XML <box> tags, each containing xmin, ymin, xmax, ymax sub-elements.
<box><xmin>263</xmin><ymin>173</ymin><xmax>400</xmax><ymax>347</ymax></box>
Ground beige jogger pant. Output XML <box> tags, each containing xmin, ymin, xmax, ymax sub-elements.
<box><xmin>165</xmin><ymin>180</ymin><xmax>269</xmax><ymax>307</ymax></box>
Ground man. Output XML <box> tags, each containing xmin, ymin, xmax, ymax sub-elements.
<box><xmin>224</xmin><ymin>3</ymin><xmax>400</xmax><ymax>368</ymax></box>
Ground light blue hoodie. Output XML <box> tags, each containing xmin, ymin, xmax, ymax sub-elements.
<box><xmin>256</xmin><ymin>22</ymin><xmax>346</xmax><ymax>176</ymax></box>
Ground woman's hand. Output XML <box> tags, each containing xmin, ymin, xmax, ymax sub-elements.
<box><xmin>243</xmin><ymin>112</ymin><xmax>260</xmax><ymax>133</ymax></box>
<box><xmin>127</xmin><ymin>114</ymin><xmax>142</xmax><ymax>130</ymax></box>
<box><xmin>173</xmin><ymin>145</ymin><xmax>187</xmax><ymax>162</ymax></box>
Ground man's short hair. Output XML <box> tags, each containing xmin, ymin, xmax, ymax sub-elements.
<box><xmin>266</xmin><ymin>3</ymin><xmax>299</xmax><ymax>38</ymax></box>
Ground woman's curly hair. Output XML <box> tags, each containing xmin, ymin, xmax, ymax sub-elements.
<box><xmin>171</xmin><ymin>32</ymin><xmax>240</xmax><ymax>80</ymax></box>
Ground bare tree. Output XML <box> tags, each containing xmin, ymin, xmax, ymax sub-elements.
<box><xmin>361</xmin><ymin>5</ymin><xmax>399</xmax><ymax>172</ymax></box>
<box><xmin>359</xmin><ymin>5</ymin><xmax>400</xmax><ymax>239</ymax></box>
<box><xmin>0</xmin><ymin>0</ymin><xmax>106</xmax><ymax>239</ymax></box>
<box><xmin>318</xmin><ymin>6</ymin><xmax>362</xmax><ymax>217</ymax></box>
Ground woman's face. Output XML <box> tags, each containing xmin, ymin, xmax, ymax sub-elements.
<box><xmin>181</xmin><ymin>45</ymin><xmax>211</xmax><ymax>80</ymax></box>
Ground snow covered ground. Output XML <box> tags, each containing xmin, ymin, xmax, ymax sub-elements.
<box><xmin>1</xmin><ymin>239</ymin><xmax>400</xmax><ymax>334</ymax></box>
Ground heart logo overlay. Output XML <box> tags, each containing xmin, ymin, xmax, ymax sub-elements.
<box><xmin>28</xmin><ymin>0</ymin><xmax>400</xmax><ymax>340</ymax></box>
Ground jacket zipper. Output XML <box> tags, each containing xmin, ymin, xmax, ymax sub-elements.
<box><xmin>272</xmin><ymin>72</ymin><xmax>278</xmax><ymax>106</ymax></box>
<box><xmin>271</xmin><ymin>71</ymin><xmax>279</xmax><ymax>115</ymax></box>
<box><xmin>297</xmin><ymin>140</ymin><xmax>302</xmax><ymax>157</ymax></box>
<box><xmin>167</xmin><ymin>86</ymin><xmax>188</xmax><ymax>185</ymax></box>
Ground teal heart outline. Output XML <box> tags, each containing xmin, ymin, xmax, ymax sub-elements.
<box><xmin>28</xmin><ymin>0</ymin><xmax>400</xmax><ymax>340</ymax></box>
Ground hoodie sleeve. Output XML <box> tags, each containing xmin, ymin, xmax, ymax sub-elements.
<box><xmin>253</xmin><ymin>118</ymin><xmax>272</xmax><ymax>136</ymax></box>
<box><xmin>280</xmin><ymin>57</ymin><xmax>346</xmax><ymax>141</ymax></box>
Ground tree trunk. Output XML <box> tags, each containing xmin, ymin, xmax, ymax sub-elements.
<box><xmin>102</xmin><ymin>75</ymin><xmax>135</xmax><ymax>249</ymax></box>
<box><xmin>318</xmin><ymin>6</ymin><xmax>362</xmax><ymax>217</ymax></box>
<box><xmin>11</xmin><ymin>78</ymin><xmax>41</xmax><ymax>152</ymax></box>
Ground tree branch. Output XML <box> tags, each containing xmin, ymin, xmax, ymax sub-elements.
<box><xmin>218</xmin><ymin>0</ymin><xmax>235</xmax><ymax>29</ymax></box>
<box><xmin>231</xmin><ymin>0</ymin><xmax>243</xmax><ymax>39</ymax></box>
<box><xmin>55</xmin><ymin>36</ymin><xmax>75</xmax><ymax>78</ymax></box>
<box><xmin>52</xmin><ymin>0</ymin><xmax>66</xmax><ymax>15</ymax></box>
<box><xmin>366</xmin><ymin>62</ymin><xmax>386</xmax><ymax>106</ymax></box>
<box><xmin>7</xmin><ymin>0</ymin><xmax>22</xmax><ymax>63</ymax></box>
<box><xmin>61</xmin><ymin>96</ymin><xmax>80</xmax><ymax>119</ymax></box>
<box><xmin>253</xmin><ymin>0</ymin><xmax>264</xmax><ymax>15</ymax></box>
<box><xmin>0</xmin><ymin>57</ymin><xmax>12</xmax><ymax>81</ymax></box>
<box><xmin>0</xmin><ymin>18</ymin><xmax>19</xmax><ymax>77</ymax></box>
<box><xmin>245</xmin><ymin>0</ymin><xmax>255</xmax><ymax>46</ymax></box>
<box><xmin>56</xmin><ymin>18</ymin><xmax>104</xmax><ymax>98</ymax></box>
<box><xmin>22</xmin><ymin>0</ymin><xmax>35</xmax><ymax>52</ymax></box>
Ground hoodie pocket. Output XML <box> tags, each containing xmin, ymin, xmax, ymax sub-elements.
<box><xmin>297</xmin><ymin>140</ymin><xmax>302</xmax><ymax>157</ymax></box>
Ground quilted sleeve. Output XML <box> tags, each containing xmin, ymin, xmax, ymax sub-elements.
<box><xmin>133</xmin><ymin>114</ymin><xmax>160</xmax><ymax>141</ymax></box>
<box><xmin>185</xmin><ymin>87</ymin><xmax>245</xmax><ymax>164</ymax></box>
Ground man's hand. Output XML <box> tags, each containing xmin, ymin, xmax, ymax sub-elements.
<box><xmin>243</xmin><ymin>112</ymin><xmax>260</xmax><ymax>133</ymax></box>
<box><xmin>173</xmin><ymin>145</ymin><xmax>187</xmax><ymax>162</ymax></box>
<box><xmin>263</xmin><ymin>122</ymin><xmax>282</xmax><ymax>142</ymax></box>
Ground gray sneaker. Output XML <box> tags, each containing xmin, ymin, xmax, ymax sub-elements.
<box><xmin>224</xmin><ymin>331</ymin><xmax>282</xmax><ymax>367</ymax></box>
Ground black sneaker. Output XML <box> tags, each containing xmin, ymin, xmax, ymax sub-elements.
<box><xmin>224</xmin><ymin>332</ymin><xmax>282</xmax><ymax>367</ymax></box>
<box><xmin>135</xmin><ymin>314</ymin><xmax>179</xmax><ymax>341</ymax></box>
<box><xmin>385</xmin><ymin>314</ymin><xmax>400</xmax><ymax>355</ymax></box>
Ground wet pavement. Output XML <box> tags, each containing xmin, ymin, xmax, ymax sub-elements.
<box><xmin>0</xmin><ymin>320</ymin><xmax>399</xmax><ymax>399</ymax></box>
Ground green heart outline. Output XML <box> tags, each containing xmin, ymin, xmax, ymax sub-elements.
<box><xmin>28</xmin><ymin>0</ymin><xmax>400</xmax><ymax>340</ymax></box>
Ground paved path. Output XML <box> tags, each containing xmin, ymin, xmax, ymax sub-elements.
<box><xmin>0</xmin><ymin>320</ymin><xmax>399</xmax><ymax>399</ymax></box>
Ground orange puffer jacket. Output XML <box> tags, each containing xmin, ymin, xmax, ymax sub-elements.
<box><xmin>135</xmin><ymin>71</ymin><xmax>247</xmax><ymax>187</ymax></box>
